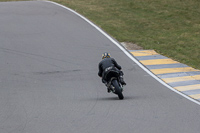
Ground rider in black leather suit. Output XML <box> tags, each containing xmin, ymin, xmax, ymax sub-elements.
<box><xmin>98</xmin><ymin>53</ymin><xmax>126</xmax><ymax>92</ymax></box>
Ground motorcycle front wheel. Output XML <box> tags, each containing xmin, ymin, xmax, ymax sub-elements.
<box><xmin>112</xmin><ymin>79</ymin><xmax>124</xmax><ymax>100</ymax></box>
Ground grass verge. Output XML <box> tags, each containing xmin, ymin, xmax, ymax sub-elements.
<box><xmin>1</xmin><ymin>0</ymin><xmax>200</xmax><ymax>69</ymax></box>
<box><xmin>53</xmin><ymin>0</ymin><xmax>200</xmax><ymax>70</ymax></box>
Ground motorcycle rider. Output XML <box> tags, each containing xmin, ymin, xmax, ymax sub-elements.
<box><xmin>98</xmin><ymin>52</ymin><xmax>126</xmax><ymax>92</ymax></box>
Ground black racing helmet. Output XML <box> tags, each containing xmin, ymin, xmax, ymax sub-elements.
<box><xmin>102</xmin><ymin>52</ymin><xmax>111</xmax><ymax>59</ymax></box>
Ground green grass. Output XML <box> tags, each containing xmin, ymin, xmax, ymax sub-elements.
<box><xmin>1</xmin><ymin>0</ymin><xmax>200</xmax><ymax>69</ymax></box>
<box><xmin>53</xmin><ymin>0</ymin><xmax>200</xmax><ymax>69</ymax></box>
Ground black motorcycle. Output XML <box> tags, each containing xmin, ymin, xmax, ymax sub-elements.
<box><xmin>105</xmin><ymin>68</ymin><xmax>124</xmax><ymax>100</ymax></box>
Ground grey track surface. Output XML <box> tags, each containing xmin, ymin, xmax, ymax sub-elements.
<box><xmin>0</xmin><ymin>1</ymin><xmax>200</xmax><ymax>133</ymax></box>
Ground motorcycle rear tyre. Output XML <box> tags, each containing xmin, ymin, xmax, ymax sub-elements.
<box><xmin>112</xmin><ymin>79</ymin><xmax>124</xmax><ymax>100</ymax></box>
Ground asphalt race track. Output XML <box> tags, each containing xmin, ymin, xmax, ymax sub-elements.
<box><xmin>0</xmin><ymin>1</ymin><xmax>200</xmax><ymax>133</ymax></box>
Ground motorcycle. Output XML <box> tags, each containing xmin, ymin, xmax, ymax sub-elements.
<box><xmin>105</xmin><ymin>69</ymin><xmax>124</xmax><ymax>100</ymax></box>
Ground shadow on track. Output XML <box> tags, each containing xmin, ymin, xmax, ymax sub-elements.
<box><xmin>85</xmin><ymin>95</ymin><xmax>135</xmax><ymax>101</ymax></box>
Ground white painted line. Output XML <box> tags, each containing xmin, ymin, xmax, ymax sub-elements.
<box><xmin>45</xmin><ymin>1</ymin><xmax>200</xmax><ymax>105</ymax></box>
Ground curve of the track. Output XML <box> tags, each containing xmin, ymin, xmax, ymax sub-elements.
<box><xmin>0</xmin><ymin>1</ymin><xmax>200</xmax><ymax>133</ymax></box>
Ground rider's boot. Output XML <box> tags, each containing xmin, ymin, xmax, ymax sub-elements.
<box><xmin>120</xmin><ymin>76</ymin><xmax>126</xmax><ymax>86</ymax></box>
<box><xmin>105</xmin><ymin>82</ymin><xmax>111</xmax><ymax>93</ymax></box>
<box><xmin>107</xmin><ymin>87</ymin><xmax>111</xmax><ymax>93</ymax></box>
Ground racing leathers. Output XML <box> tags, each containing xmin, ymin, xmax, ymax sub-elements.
<box><xmin>98</xmin><ymin>58</ymin><xmax>126</xmax><ymax>90</ymax></box>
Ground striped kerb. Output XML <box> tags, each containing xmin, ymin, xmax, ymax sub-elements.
<box><xmin>131</xmin><ymin>50</ymin><xmax>200</xmax><ymax>101</ymax></box>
